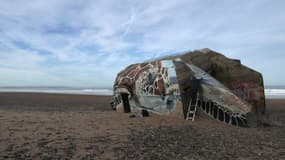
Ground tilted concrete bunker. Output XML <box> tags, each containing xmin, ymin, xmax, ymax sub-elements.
<box><xmin>111</xmin><ymin>49</ymin><xmax>265</xmax><ymax>127</ymax></box>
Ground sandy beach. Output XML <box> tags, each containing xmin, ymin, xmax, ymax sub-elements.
<box><xmin>0</xmin><ymin>93</ymin><xmax>284</xmax><ymax>160</ymax></box>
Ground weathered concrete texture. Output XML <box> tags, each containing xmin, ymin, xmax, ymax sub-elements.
<box><xmin>112</xmin><ymin>48</ymin><xmax>266</xmax><ymax>127</ymax></box>
<box><xmin>180</xmin><ymin>49</ymin><xmax>266</xmax><ymax>125</ymax></box>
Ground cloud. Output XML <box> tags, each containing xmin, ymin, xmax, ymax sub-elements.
<box><xmin>0</xmin><ymin>0</ymin><xmax>284</xmax><ymax>86</ymax></box>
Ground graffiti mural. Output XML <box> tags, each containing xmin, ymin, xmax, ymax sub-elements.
<box><xmin>229</xmin><ymin>82</ymin><xmax>265</xmax><ymax>102</ymax></box>
<box><xmin>112</xmin><ymin>49</ymin><xmax>266</xmax><ymax>127</ymax></box>
<box><xmin>113</xmin><ymin>60</ymin><xmax>180</xmax><ymax>114</ymax></box>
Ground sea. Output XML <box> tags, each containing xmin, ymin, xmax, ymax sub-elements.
<box><xmin>0</xmin><ymin>86</ymin><xmax>284</xmax><ymax>99</ymax></box>
<box><xmin>0</xmin><ymin>86</ymin><xmax>113</xmax><ymax>96</ymax></box>
<box><xmin>264</xmin><ymin>86</ymin><xmax>285</xmax><ymax>99</ymax></box>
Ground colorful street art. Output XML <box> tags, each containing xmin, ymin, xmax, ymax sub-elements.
<box><xmin>111</xmin><ymin>49</ymin><xmax>266</xmax><ymax>127</ymax></box>
<box><xmin>113</xmin><ymin>60</ymin><xmax>180</xmax><ymax>114</ymax></box>
<box><xmin>229</xmin><ymin>82</ymin><xmax>265</xmax><ymax>102</ymax></box>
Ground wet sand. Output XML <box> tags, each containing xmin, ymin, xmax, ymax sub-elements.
<box><xmin>0</xmin><ymin>93</ymin><xmax>284</xmax><ymax>159</ymax></box>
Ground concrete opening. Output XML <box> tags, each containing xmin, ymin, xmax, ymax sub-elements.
<box><xmin>121</xmin><ymin>93</ymin><xmax>131</xmax><ymax>113</ymax></box>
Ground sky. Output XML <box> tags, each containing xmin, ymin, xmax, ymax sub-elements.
<box><xmin>0</xmin><ymin>0</ymin><xmax>284</xmax><ymax>87</ymax></box>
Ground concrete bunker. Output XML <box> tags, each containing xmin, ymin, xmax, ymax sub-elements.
<box><xmin>111</xmin><ymin>49</ymin><xmax>266</xmax><ymax>127</ymax></box>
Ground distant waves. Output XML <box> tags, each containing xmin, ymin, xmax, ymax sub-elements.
<box><xmin>0</xmin><ymin>87</ymin><xmax>284</xmax><ymax>98</ymax></box>
<box><xmin>265</xmin><ymin>89</ymin><xmax>285</xmax><ymax>99</ymax></box>
<box><xmin>0</xmin><ymin>87</ymin><xmax>113</xmax><ymax>96</ymax></box>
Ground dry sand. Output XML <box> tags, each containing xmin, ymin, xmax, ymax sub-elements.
<box><xmin>0</xmin><ymin>93</ymin><xmax>284</xmax><ymax>160</ymax></box>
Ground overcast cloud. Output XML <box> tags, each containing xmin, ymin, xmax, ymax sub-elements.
<box><xmin>0</xmin><ymin>0</ymin><xmax>284</xmax><ymax>87</ymax></box>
